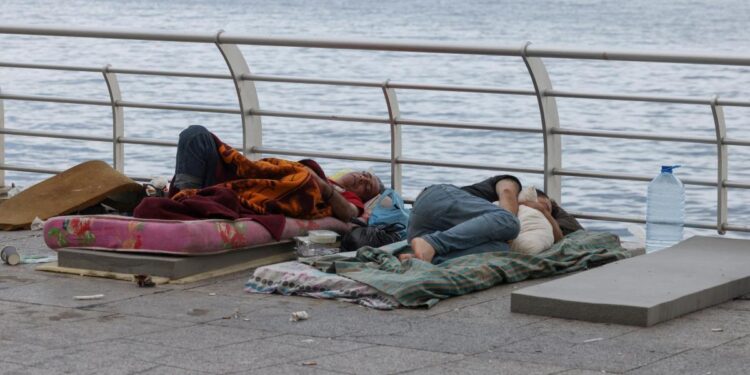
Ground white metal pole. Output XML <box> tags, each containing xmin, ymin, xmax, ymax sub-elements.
<box><xmin>522</xmin><ymin>43</ymin><xmax>562</xmax><ymax>202</ymax></box>
<box><xmin>382</xmin><ymin>81</ymin><xmax>402</xmax><ymax>193</ymax></box>
<box><xmin>102</xmin><ymin>65</ymin><xmax>124</xmax><ymax>172</ymax></box>
<box><xmin>711</xmin><ymin>95</ymin><xmax>728</xmax><ymax>234</ymax></box>
<box><xmin>215</xmin><ymin>31</ymin><xmax>263</xmax><ymax>159</ymax></box>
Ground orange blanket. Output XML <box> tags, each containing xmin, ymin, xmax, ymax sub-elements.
<box><xmin>172</xmin><ymin>142</ymin><xmax>332</xmax><ymax>219</ymax></box>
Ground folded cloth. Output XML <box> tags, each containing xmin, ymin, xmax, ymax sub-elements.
<box><xmin>134</xmin><ymin>186</ymin><xmax>286</xmax><ymax>240</ymax></box>
<box><xmin>305</xmin><ymin>230</ymin><xmax>629</xmax><ymax>308</ymax></box>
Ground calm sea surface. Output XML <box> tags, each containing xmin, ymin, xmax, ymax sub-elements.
<box><xmin>2</xmin><ymin>0</ymin><xmax>750</xmax><ymax>240</ymax></box>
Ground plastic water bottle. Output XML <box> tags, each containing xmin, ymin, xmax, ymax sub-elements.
<box><xmin>646</xmin><ymin>165</ymin><xmax>685</xmax><ymax>253</ymax></box>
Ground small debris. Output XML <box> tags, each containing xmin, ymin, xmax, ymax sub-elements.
<box><xmin>223</xmin><ymin>309</ymin><xmax>240</xmax><ymax>320</ymax></box>
<box><xmin>243</xmin><ymin>318</ymin><xmax>250</xmax><ymax>321</ymax></box>
<box><xmin>302</xmin><ymin>361</ymin><xmax>317</xmax><ymax>366</ymax></box>
<box><xmin>134</xmin><ymin>274</ymin><xmax>156</xmax><ymax>288</ymax></box>
<box><xmin>711</xmin><ymin>328</ymin><xmax>724</xmax><ymax>332</ymax></box>
<box><xmin>301</xmin><ymin>339</ymin><xmax>315</xmax><ymax>343</ymax></box>
<box><xmin>290</xmin><ymin>311</ymin><xmax>309</xmax><ymax>322</ymax></box>
<box><xmin>74</xmin><ymin>294</ymin><xmax>104</xmax><ymax>300</ymax></box>
<box><xmin>30</xmin><ymin>217</ymin><xmax>45</xmax><ymax>231</ymax></box>
<box><xmin>583</xmin><ymin>337</ymin><xmax>604</xmax><ymax>343</ymax></box>
<box><xmin>208</xmin><ymin>292</ymin><xmax>217</xmax><ymax>296</ymax></box>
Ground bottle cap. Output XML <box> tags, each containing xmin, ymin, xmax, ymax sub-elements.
<box><xmin>661</xmin><ymin>165</ymin><xmax>681</xmax><ymax>173</ymax></box>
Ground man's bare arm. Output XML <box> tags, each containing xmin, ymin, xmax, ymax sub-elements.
<box><xmin>311</xmin><ymin>173</ymin><xmax>358</xmax><ymax>221</ymax></box>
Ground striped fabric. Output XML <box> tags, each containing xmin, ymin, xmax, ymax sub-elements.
<box><xmin>304</xmin><ymin>230</ymin><xmax>629</xmax><ymax>308</ymax></box>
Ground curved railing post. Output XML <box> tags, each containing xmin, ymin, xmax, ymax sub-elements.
<box><xmin>0</xmin><ymin>85</ymin><xmax>4</xmax><ymax>187</ymax></box>
<box><xmin>215</xmin><ymin>30</ymin><xmax>262</xmax><ymax>159</ymax></box>
<box><xmin>711</xmin><ymin>95</ymin><xmax>728</xmax><ymax>234</ymax></box>
<box><xmin>382</xmin><ymin>80</ymin><xmax>402</xmax><ymax>193</ymax></box>
<box><xmin>102</xmin><ymin>65</ymin><xmax>124</xmax><ymax>172</ymax></box>
<box><xmin>522</xmin><ymin>42</ymin><xmax>562</xmax><ymax>202</ymax></box>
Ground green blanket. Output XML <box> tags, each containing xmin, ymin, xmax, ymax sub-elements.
<box><xmin>304</xmin><ymin>231</ymin><xmax>630</xmax><ymax>308</ymax></box>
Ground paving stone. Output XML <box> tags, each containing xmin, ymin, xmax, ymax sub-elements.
<box><xmin>0</xmin><ymin>360</ymin><xmax>25</xmax><ymax>373</ymax></box>
<box><xmin>187</xmin><ymin>272</ymin><xmax>267</xmax><ymax>298</ymax></box>
<box><xmin>7</xmin><ymin>313</ymin><xmax>190</xmax><ymax>349</ymax></box>
<box><xmin>0</xmin><ymin>274</ymin><xmax>163</xmax><ymax>308</ymax></box>
<box><xmin>89</xmin><ymin>289</ymin><xmax>265</xmax><ymax>323</ymax></box>
<box><xmin>428</xmin><ymin>295</ymin><xmax>547</xmax><ymax>328</ymax></box>
<box><xmin>10</xmin><ymin>338</ymin><xmax>184</xmax><ymax>374</ymax></box>
<box><xmin>612</xmin><ymin>313</ymin><xmax>750</xmax><ymax>353</ymax></box>
<box><xmin>628</xmin><ymin>341</ymin><xmax>750</xmax><ymax>375</ymax></box>
<box><xmin>403</xmin><ymin>357</ymin><xmax>569</xmax><ymax>374</ymax></box>
<box><xmin>483</xmin><ymin>331</ymin><xmax>673</xmax><ymax>373</ymax></box>
<box><xmin>136</xmin><ymin>366</ymin><xmax>212</xmax><ymax>375</ymax></box>
<box><xmin>0</xmin><ymin>339</ymin><xmax>58</xmax><ymax>366</ymax></box>
<box><xmin>307</xmin><ymin>345</ymin><xmax>464</xmax><ymax>375</ymax></box>
<box><xmin>152</xmin><ymin>338</ymin><xmax>332</xmax><ymax>373</ymax></box>
<box><xmin>3</xmin><ymin>364</ymin><xmax>61</xmax><ymax>375</ymax></box>
<box><xmin>128</xmin><ymin>323</ymin><xmax>276</xmax><ymax>350</ymax></box>
<box><xmin>264</xmin><ymin>334</ymin><xmax>374</xmax><ymax>353</ymax></box>
<box><xmin>0</xmin><ymin>302</ymin><xmax>109</xmax><ymax>331</ymax></box>
<box><xmin>244</xmin><ymin>364</ymin><xmax>350</xmax><ymax>375</ymax></box>
<box><xmin>209</xmin><ymin>296</ymin><xmax>406</xmax><ymax>338</ymax></box>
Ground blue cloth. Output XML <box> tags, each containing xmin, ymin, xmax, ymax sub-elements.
<box><xmin>173</xmin><ymin>125</ymin><xmax>220</xmax><ymax>191</ymax></box>
<box><xmin>407</xmin><ymin>184</ymin><xmax>520</xmax><ymax>264</ymax></box>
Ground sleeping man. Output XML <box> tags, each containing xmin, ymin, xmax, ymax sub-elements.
<box><xmin>135</xmin><ymin>125</ymin><xmax>383</xmax><ymax>222</ymax></box>
<box><xmin>400</xmin><ymin>175</ymin><xmax>583</xmax><ymax>264</ymax></box>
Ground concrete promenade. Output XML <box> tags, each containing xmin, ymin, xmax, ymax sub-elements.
<box><xmin>1</xmin><ymin>229</ymin><xmax>749</xmax><ymax>374</ymax></box>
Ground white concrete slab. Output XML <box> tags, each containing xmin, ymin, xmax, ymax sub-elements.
<box><xmin>511</xmin><ymin>236</ymin><xmax>750</xmax><ymax>326</ymax></box>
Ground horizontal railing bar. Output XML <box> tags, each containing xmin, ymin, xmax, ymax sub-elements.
<box><xmin>388</xmin><ymin>82</ymin><xmax>536</xmax><ymax>96</ymax></box>
<box><xmin>547</xmin><ymin>89</ymin><xmax>711</xmax><ymax>105</ymax></box>
<box><xmin>0</xmin><ymin>61</ymin><xmax>103</xmax><ymax>73</ymax></box>
<box><xmin>243</xmin><ymin>74</ymin><xmax>381</xmax><ymax>88</ymax></box>
<box><xmin>724</xmin><ymin>224</ymin><xmax>750</xmax><ymax>232</ymax></box>
<box><xmin>398</xmin><ymin>118</ymin><xmax>542</xmax><ymax>133</ymax></box>
<box><xmin>556</xmin><ymin>168</ymin><xmax>718</xmax><ymax>187</ymax></box>
<box><xmin>553</xmin><ymin>128</ymin><xmax>717</xmax><ymax>144</ymax></box>
<box><xmin>109</xmin><ymin>67</ymin><xmax>230</xmax><ymax>80</ymax></box>
<box><xmin>118</xmin><ymin>137</ymin><xmax>178</xmax><ymax>147</ymax></box>
<box><xmin>4</xmin><ymin>25</ymin><xmax>750</xmax><ymax>66</ymax></box>
<box><xmin>725</xmin><ymin>180</ymin><xmax>750</xmax><ymax>189</ymax></box>
<box><xmin>398</xmin><ymin>157</ymin><xmax>543</xmax><ymax>174</ymax></box>
<box><xmin>252</xmin><ymin>146</ymin><xmax>391</xmax><ymax>163</ymax></box>
<box><xmin>0</xmin><ymin>128</ymin><xmax>111</xmax><ymax>142</ymax></box>
<box><xmin>252</xmin><ymin>109</ymin><xmax>389</xmax><ymax>124</ymax></box>
<box><xmin>570</xmin><ymin>211</ymin><xmax>718</xmax><ymax>230</ymax></box>
<box><xmin>0</xmin><ymin>163</ymin><xmax>153</xmax><ymax>182</ymax></box>
<box><xmin>118</xmin><ymin>100</ymin><xmax>240</xmax><ymax>114</ymax></box>
<box><xmin>0</xmin><ymin>92</ymin><xmax>111</xmax><ymax>106</ymax></box>
<box><xmin>0</xmin><ymin>163</ymin><xmax>60</xmax><ymax>175</ymax></box>
<box><xmin>723</xmin><ymin>138</ymin><xmax>750</xmax><ymax>147</ymax></box>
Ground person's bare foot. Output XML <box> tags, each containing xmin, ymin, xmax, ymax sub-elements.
<box><xmin>405</xmin><ymin>237</ymin><xmax>436</xmax><ymax>263</ymax></box>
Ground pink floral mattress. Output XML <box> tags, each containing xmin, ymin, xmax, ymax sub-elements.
<box><xmin>43</xmin><ymin>215</ymin><xmax>352</xmax><ymax>255</ymax></box>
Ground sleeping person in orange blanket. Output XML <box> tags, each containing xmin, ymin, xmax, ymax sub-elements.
<box><xmin>143</xmin><ymin>125</ymin><xmax>384</xmax><ymax>223</ymax></box>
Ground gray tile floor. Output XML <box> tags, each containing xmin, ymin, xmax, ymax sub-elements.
<box><xmin>1</xmin><ymin>230</ymin><xmax>749</xmax><ymax>374</ymax></box>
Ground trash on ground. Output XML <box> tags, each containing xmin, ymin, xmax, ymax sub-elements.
<box><xmin>20</xmin><ymin>255</ymin><xmax>58</xmax><ymax>264</ymax></box>
<box><xmin>134</xmin><ymin>274</ymin><xmax>156</xmax><ymax>287</ymax></box>
<box><xmin>223</xmin><ymin>309</ymin><xmax>240</xmax><ymax>320</ymax></box>
<box><xmin>302</xmin><ymin>361</ymin><xmax>317</xmax><ymax>366</ymax></box>
<box><xmin>583</xmin><ymin>337</ymin><xmax>604</xmax><ymax>343</ymax></box>
<box><xmin>30</xmin><ymin>217</ymin><xmax>45</xmax><ymax>231</ymax></box>
<box><xmin>208</xmin><ymin>292</ymin><xmax>217</xmax><ymax>296</ymax></box>
<box><xmin>74</xmin><ymin>294</ymin><xmax>104</xmax><ymax>300</ymax></box>
<box><xmin>1</xmin><ymin>246</ymin><xmax>20</xmax><ymax>265</ymax></box>
<box><xmin>301</xmin><ymin>339</ymin><xmax>315</xmax><ymax>343</ymax></box>
<box><xmin>711</xmin><ymin>328</ymin><xmax>724</xmax><ymax>332</ymax></box>
<box><xmin>290</xmin><ymin>311</ymin><xmax>309</xmax><ymax>322</ymax></box>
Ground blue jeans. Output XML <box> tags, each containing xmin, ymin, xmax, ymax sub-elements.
<box><xmin>173</xmin><ymin>125</ymin><xmax>220</xmax><ymax>191</ymax></box>
<box><xmin>407</xmin><ymin>184</ymin><xmax>520</xmax><ymax>264</ymax></box>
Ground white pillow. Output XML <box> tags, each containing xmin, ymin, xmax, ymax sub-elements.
<box><xmin>510</xmin><ymin>204</ymin><xmax>554</xmax><ymax>255</ymax></box>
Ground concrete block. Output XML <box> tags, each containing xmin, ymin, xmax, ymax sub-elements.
<box><xmin>511</xmin><ymin>236</ymin><xmax>750</xmax><ymax>326</ymax></box>
<box><xmin>57</xmin><ymin>240</ymin><xmax>296</xmax><ymax>279</ymax></box>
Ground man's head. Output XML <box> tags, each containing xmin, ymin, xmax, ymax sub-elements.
<box><xmin>535</xmin><ymin>189</ymin><xmax>553</xmax><ymax>212</ymax></box>
<box><xmin>336</xmin><ymin>170</ymin><xmax>383</xmax><ymax>201</ymax></box>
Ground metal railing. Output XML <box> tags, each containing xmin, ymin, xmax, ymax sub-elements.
<box><xmin>1</xmin><ymin>25</ymin><xmax>749</xmax><ymax>234</ymax></box>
